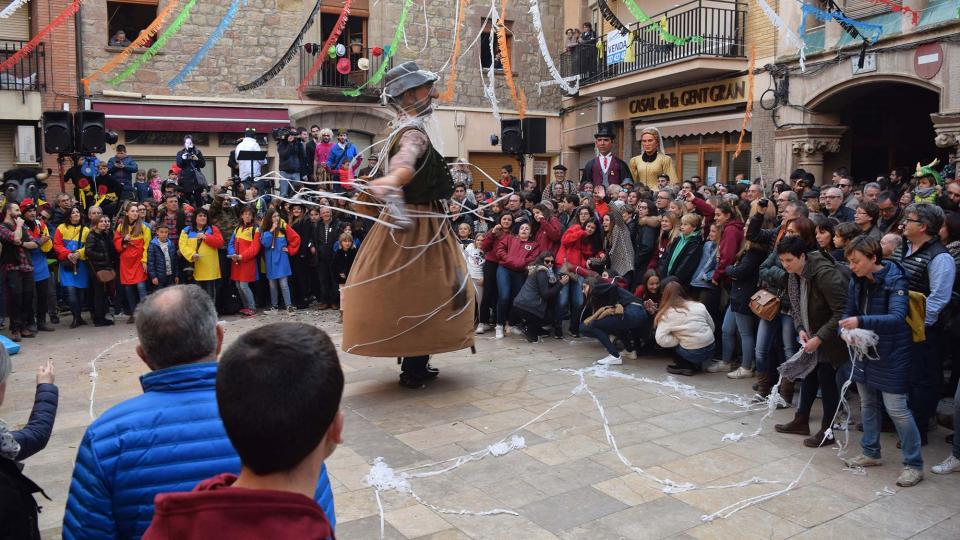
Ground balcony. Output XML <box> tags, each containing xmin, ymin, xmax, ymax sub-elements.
<box><xmin>298</xmin><ymin>46</ymin><xmax>392</xmax><ymax>102</ymax></box>
<box><xmin>0</xmin><ymin>40</ymin><xmax>45</xmax><ymax>99</ymax></box>
<box><xmin>559</xmin><ymin>0</ymin><xmax>745</xmax><ymax>96</ymax></box>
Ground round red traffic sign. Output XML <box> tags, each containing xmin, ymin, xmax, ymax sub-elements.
<box><xmin>915</xmin><ymin>43</ymin><xmax>943</xmax><ymax>80</ymax></box>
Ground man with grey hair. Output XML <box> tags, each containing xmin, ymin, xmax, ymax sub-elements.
<box><xmin>63</xmin><ymin>285</ymin><xmax>336</xmax><ymax>539</ymax></box>
<box><xmin>862</xmin><ymin>182</ymin><xmax>881</xmax><ymax>204</ymax></box>
<box><xmin>822</xmin><ymin>187</ymin><xmax>855</xmax><ymax>222</ymax></box>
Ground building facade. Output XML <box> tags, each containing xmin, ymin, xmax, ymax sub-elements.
<box><xmin>72</xmin><ymin>0</ymin><xmax>563</xmax><ymax>189</ymax></box>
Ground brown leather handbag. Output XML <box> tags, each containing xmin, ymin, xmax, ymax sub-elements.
<box><xmin>748</xmin><ymin>289</ymin><xmax>781</xmax><ymax>321</ymax></box>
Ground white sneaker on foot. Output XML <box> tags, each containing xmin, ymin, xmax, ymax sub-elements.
<box><xmin>932</xmin><ymin>455</ymin><xmax>960</xmax><ymax>474</ymax></box>
<box><xmin>844</xmin><ymin>454</ymin><xmax>882</xmax><ymax>468</ymax></box>
<box><xmin>896</xmin><ymin>467</ymin><xmax>923</xmax><ymax>487</ymax></box>
<box><xmin>620</xmin><ymin>350</ymin><xmax>638</xmax><ymax>361</ymax></box>
<box><xmin>476</xmin><ymin>323</ymin><xmax>492</xmax><ymax>335</ymax></box>
<box><xmin>494</xmin><ymin>325</ymin><xmax>505</xmax><ymax>339</ymax></box>
<box><xmin>727</xmin><ymin>366</ymin><xmax>754</xmax><ymax>379</ymax></box>
<box><xmin>597</xmin><ymin>354</ymin><xmax>622</xmax><ymax>365</ymax></box>
<box><xmin>705</xmin><ymin>361</ymin><xmax>732</xmax><ymax>373</ymax></box>
<box><xmin>265</xmin><ymin>308</ymin><xmax>279</xmax><ymax>315</ymax></box>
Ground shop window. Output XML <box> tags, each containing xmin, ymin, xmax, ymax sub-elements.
<box><xmin>218</xmin><ymin>133</ymin><xmax>268</xmax><ymax>147</ymax></box>
<box><xmin>727</xmin><ymin>149</ymin><xmax>752</xmax><ymax>183</ymax></box>
<box><xmin>125</xmin><ymin>131</ymin><xmax>210</xmax><ymax>146</ymax></box>
<box><xmin>480</xmin><ymin>19</ymin><xmax>513</xmax><ymax>70</ymax></box>
<box><xmin>107</xmin><ymin>1</ymin><xmax>159</xmax><ymax>47</ymax></box>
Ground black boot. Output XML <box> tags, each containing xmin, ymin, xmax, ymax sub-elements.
<box><xmin>399</xmin><ymin>356</ymin><xmax>429</xmax><ymax>389</ymax></box>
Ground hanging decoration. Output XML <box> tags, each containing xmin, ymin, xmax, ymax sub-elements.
<box><xmin>168</xmin><ymin>0</ymin><xmax>245</xmax><ymax>90</ymax></box>
<box><xmin>372</xmin><ymin>46</ymin><xmax>383</xmax><ymax>56</ymax></box>
<box><xmin>800</xmin><ymin>2</ymin><xmax>883</xmax><ymax>45</ymax></box>
<box><xmin>526</xmin><ymin>0</ymin><xmax>579</xmax><ymax>95</ymax></box>
<box><xmin>439</xmin><ymin>0</ymin><xmax>469</xmax><ymax>103</ymax></box>
<box><xmin>84</xmin><ymin>0</ymin><xmax>182</xmax><ymax>95</ymax></box>
<box><xmin>620</xmin><ymin>0</ymin><xmax>703</xmax><ymax>46</ymax></box>
<box><xmin>757</xmin><ymin>0</ymin><xmax>806</xmax><ymax>70</ymax></box>
<box><xmin>481</xmin><ymin>4</ymin><xmax>502</xmax><ymax>122</ymax></box>
<box><xmin>336</xmin><ymin>43</ymin><xmax>346</xmax><ymax>56</ymax></box>
<box><xmin>865</xmin><ymin>0</ymin><xmax>920</xmax><ymax>25</ymax></box>
<box><xmin>237</xmin><ymin>0</ymin><xmax>323</xmax><ymax>91</ymax></box>
<box><xmin>597</xmin><ymin>0</ymin><xmax>629</xmax><ymax>34</ymax></box>
<box><xmin>0</xmin><ymin>0</ymin><xmax>30</xmax><ymax>19</ymax></box>
<box><xmin>110</xmin><ymin>0</ymin><xmax>196</xmax><ymax>85</ymax></box>
<box><xmin>342</xmin><ymin>0</ymin><xmax>413</xmax><ymax>97</ymax></box>
<box><xmin>297</xmin><ymin>0</ymin><xmax>351</xmax><ymax>97</ymax></box>
<box><xmin>0</xmin><ymin>0</ymin><xmax>85</xmax><ymax>73</ymax></box>
<box><xmin>733</xmin><ymin>44</ymin><xmax>755</xmax><ymax>159</ymax></box>
<box><xmin>497</xmin><ymin>0</ymin><xmax>526</xmax><ymax>118</ymax></box>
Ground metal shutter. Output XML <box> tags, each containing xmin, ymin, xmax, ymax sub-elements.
<box><xmin>0</xmin><ymin>125</ymin><xmax>17</xmax><ymax>171</ymax></box>
<box><xmin>0</xmin><ymin>1</ymin><xmax>31</xmax><ymax>41</ymax></box>
<box><xmin>843</xmin><ymin>0</ymin><xmax>895</xmax><ymax>20</ymax></box>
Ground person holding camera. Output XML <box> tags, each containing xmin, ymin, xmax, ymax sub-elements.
<box><xmin>277</xmin><ymin>128</ymin><xmax>305</xmax><ymax>199</ymax></box>
<box><xmin>175</xmin><ymin>135</ymin><xmax>207</xmax><ymax>208</ymax></box>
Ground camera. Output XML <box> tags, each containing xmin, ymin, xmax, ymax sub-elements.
<box><xmin>272</xmin><ymin>127</ymin><xmax>295</xmax><ymax>142</ymax></box>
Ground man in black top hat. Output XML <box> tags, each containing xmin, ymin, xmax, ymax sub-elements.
<box><xmin>580</xmin><ymin>123</ymin><xmax>632</xmax><ymax>188</ymax></box>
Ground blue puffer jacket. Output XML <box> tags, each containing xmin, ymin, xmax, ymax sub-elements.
<box><xmin>12</xmin><ymin>383</ymin><xmax>58</xmax><ymax>461</ymax></box>
<box><xmin>62</xmin><ymin>362</ymin><xmax>336</xmax><ymax>540</ymax></box>
<box><xmin>842</xmin><ymin>260</ymin><xmax>915</xmax><ymax>394</ymax></box>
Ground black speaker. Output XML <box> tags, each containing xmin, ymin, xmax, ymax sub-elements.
<box><xmin>42</xmin><ymin>111</ymin><xmax>74</xmax><ymax>154</ymax></box>
<box><xmin>76</xmin><ymin>110</ymin><xmax>107</xmax><ymax>154</ymax></box>
<box><xmin>520</xmin><ymin>118</ymin><xmax>546</xmax><ymax>154</ymax></box>
<box><xmin>501</xmin><ymin>120</ymin><xmax>523</xmax><ymax>154</ymax></box>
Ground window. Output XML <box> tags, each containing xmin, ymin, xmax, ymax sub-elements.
<box><xmin>218</xmin><ymin>133</ymin><xmax>267</xmax><ymax>147</ymax></box>
<box><xmin>126</xmin><ymin>131</ymin><xmax>209</xmax><ymax>146</ymax></box>
<box><xmin>107</xmin><ymin>1</ymin><xmax>159</xmax><ymax>48</ymax></box>
<box><xmin>479</xmin><ymin>19</ymin><xmax>513</xmax><ymax>70</ymax></box>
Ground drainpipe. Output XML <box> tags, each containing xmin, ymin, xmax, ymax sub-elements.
<box><xmin>75</xmin><ymin>8</ymin><xmax>85</xmax><ymax>109</ymax></box>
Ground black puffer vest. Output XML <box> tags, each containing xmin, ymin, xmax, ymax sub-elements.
<box><xmin>902</xmin><ymin>238</ymin><xmax>948</xmax><ymax>295</ymax></box>
<box><xmin>391</xmin><ymin>127</ymin><xmax>454</xmax><ymax>204</ymax></box>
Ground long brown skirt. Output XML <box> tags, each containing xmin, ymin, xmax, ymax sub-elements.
<box><xmin>341</xmin><ymin>202</ymin><xmax>475</xmax><ymax>357</ymax></box>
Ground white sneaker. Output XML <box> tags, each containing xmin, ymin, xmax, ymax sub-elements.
<box><xmin>896</xmin><ymin>467</ymin><xmax>923</xmax><ymax>487</ymax></box>
<box><xmin>475</xmin><ymin>323</ymin><xmax>492</xmax><ymax>335</ymax></box>
<box><xmin>844</xmin><ymin>453</ymin><xmax>882</xmax><ymax>468</ymax></box>
<box><xmin>597</xmin><ymin>354</ymin><xmax>622</xmax><ymax>365</ymax></box>
<box><xmin>620</xmin><ymin>350</ymin><xmax>638</xmax><ymax>361</ymax></box>
<box><xmin>265</xmin><ymin>308</ymin><xmax>279</xmax><ymax>315</ymax></box>
<box><xmin>508</xmin><ymin>325</ymin><xmax>525</xmax><ymax>337</ymax></box>
<box><xmin>705</xmin><ymin>361</ymin><xmax>732</xmax><ymax>373</ymax></box>
<box><xmin>726</xmin><ymin>366</ymin><xmax>755</xmax><ymax>379</ymax></box>
<box><xmin>932</xmin><ymin>455</ymin><xmax>960</xmax><ymax>474</ymax></box>
<box><xmin>494</xmin><ymin>325</ymin><xmax>505</xmax><ymax>339</ymax></box>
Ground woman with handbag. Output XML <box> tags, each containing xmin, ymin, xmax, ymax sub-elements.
<box><xmin>53</xmin><ymin>207</ymin><xmax>90</xmax><ymax>328</ymax></box>
<box><xmin>175</xmin><ymin>134</ymin><xmax>207</xmax><ymax>208</ymax></box>
<box><xmin>84</xmin><ymin>215</ymin><xmax>117</xmax><ymax>326</ymax></box>
<box><xmin>114</xmin><ymin>202</ymin><xmax>152</xmax><ymax>323</ymax></box>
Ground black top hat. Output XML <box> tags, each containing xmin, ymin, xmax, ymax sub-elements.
<box><xmin>594</xmin><ymin>123</ymin><xmax>616</xmax><ymax>139</ymax></box>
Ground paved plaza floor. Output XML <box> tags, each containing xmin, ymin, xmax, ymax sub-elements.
<box><xmin>2</xmin><ymin>311</ymin><xmax>958</xmax><ymax>539</ymax></box>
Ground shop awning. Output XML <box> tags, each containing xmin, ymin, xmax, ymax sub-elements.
<box><xmin>636</xmin><ymin>113</ymin><xmax>746</xmax><ymax>140</ymax></box>
<box><xmin>91</xmin><ymin>102</ymin><xmax>290</xmax><ymax>132</ymax></box>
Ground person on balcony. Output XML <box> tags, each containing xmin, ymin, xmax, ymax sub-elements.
<box><xmin>109</xmin><ymin>30</ymin><xmax>130</xmax><ymax>47</ymax></box>
<box><xmin>580</xmin><ymin>123</ymin><xmax>632</xmax><ymax>189</ymax></box>
<box><xmin>629</xmin><ymin>127</ymin><xmax>680</xmax><ymax>191</ymax></box>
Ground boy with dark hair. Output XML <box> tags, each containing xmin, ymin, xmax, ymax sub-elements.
<box><xmin>143</xmin><ymin>322</ymin><xmax>344</xmax><ymax>539</ymax></box>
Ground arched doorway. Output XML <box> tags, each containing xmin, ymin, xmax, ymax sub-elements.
<box><xmin>811</xmin><ymin>80</ymin><xmax>942</xmax><ymax>181</ymax></box>
<box><xmin>291</xmin><ymin>106</ymin><xmax>395</xmax><ymax>164</ymax></box>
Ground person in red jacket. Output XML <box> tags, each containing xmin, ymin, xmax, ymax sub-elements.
<box><xmin>494</xmin><ymin>222</ymin><xmax>540</xmax><ymax>338</ymax></box>
<box><xmin>113</xmin><ymin>202</ymin><xmax>152</xmax><ymax>323</ymax></box>
<box><xmin>555</xmin><ymin>206</ymin><xmax>600</xmax><ymax>337</ymax></box>
<box><xmin>476</xmin><ymin>213</ymin><xmax>514</xmax><ymax>334</ymax></box>
<box><xmin>532</xmin><ymin>203</ymin><xmax>561</xmax><ymax>255</ymax></box>
<box><xmin>144</xmin><ymin>323</ymin><xmax>342</xmax><ymax>540</ymax></box>
<box><xmin>711</xmin><ymin>203</ymin><xmax>745</xmax><ymax>286</ymax></box>
<box><xmin>227</xmin><ymin>206</ymin><xmax>261</xmax><ymax>317</ymax></box>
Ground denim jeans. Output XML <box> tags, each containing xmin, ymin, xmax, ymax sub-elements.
<box><xmin>857</xmin><ymin>383</ymin><xmax>923</xmax><ymax>469</ymax></box>
<box><xmin>64</xmin><ymin>285</ymin><xmax>84</xmax><ymax>319</ymax></box>
<box><xmin>755</xmin><ymin>314</ymin><xmax>797</xmax><ymax>374</ymax></box>
<box><xmin>123</xmin><ymin>282</ymin><xmax>147</xmax><ymax>315</ymax></box>
<box><xmin>236</xmin><ymin>281</ymin><xmax>256</xmax><ymax>310</ymax></box>
<box><xmin>581</xmin><ymin>304</ymin><xmax>648</xmax><ymax>356</ymax></box>
<box><xmin>555</xmin><ymin>274</ymin><xmax>585</xmax><ymax>332</ymax></box>
<box><xmin>279</xmin><ymin>171</ymin><xmax>300</xmax><ymax>198</ymax></box>
<box><xmin>721</xmin><ymin>307</ymin><xmax>758</xmax><ymax>369</ymax></box>
<box><xmin>677</xmin><ymin>343</ymin><xmax>715</xmax><ymax>366</ymax></box>
<box><xmin>495</xmin><ymin>266</ymin><xmax>526</xmax><ymax>326</ymax></box>
<box><xmin>269</xmin><ymin>277</ymin><xmax>292</xmax><ymax>308</ymax></box>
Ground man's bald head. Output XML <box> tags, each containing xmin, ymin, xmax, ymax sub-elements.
<box><xmin>135</xmin><ymin>285</ymin><xmax>222</xmax><ymax>370</ymax></box>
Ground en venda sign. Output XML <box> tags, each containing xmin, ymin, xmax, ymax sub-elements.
<box><xmin>606</xmin><ymin>31</ymin><xmax>629</xmax><ymax>65</ymax></box>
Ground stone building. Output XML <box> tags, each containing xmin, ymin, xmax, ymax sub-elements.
<box><xmin>74</xmin><ymin>0</ymin><xmax>564</xmax><ymax>188</ymax></box>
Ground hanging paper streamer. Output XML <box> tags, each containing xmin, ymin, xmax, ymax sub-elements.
<box><xmin>168</xmin><ymin>0</ymin><xmax>245</xmax><ymax>89</ymax></box>
<box><xmin>439</xmin><ymin>0</ymin><xmax>469</xmax><ymax>102</ymax></box>
<box><xmin>84</xmin><ymin>0</ymin><xmax>182</xmax><ymax>95</ymax></box>
<box><xmin>343</xmin><ymin>0</ymin><xmax>412</xmax><ymax>97</ymax></box>
<box><xmin>733</xmin><ymin>44</ymin><xmax>755</xmax><ymax>159</ymax></box>
<box><xmin>110</xmin><ymin>0</ymin><xmax>196</xmax><ymax>85</ymax></box>
<box><xmin>237</xmin><ymin>0</ymin><xmax>322</xmax><ymax>92</ymax></box>
<box><xmin>597</xmin><ymin>0</ymin><xmax>629</xmax><ymax>34</ymax></box>
<box><xmin>620</xmin><ymin>0</ymin><xmax>703</xmax><ymax>46</ymax></box>
<box><xmin>0</xmin><ymin>0</ymin><xmax>84</xmax><ymax>73</ymax></box>
<box><xmin>297</xmin><ymin>0</ymin><xmax>351</xmax><ymax>97</ymax></box>
<box><xmin>0</xmin><ymin>0</ymin><xmax>30</xmax><ymax>18</ymax></box>
<box><xmin>496</xmin><ymin>0</ymin><xmax>526</xmax><ymax>119</ymax></box>
<box><xmin>481</xmin><ymin>4</ymin><xmax>502</xmax><ymax>122</ymax></box>
<box><xmin>757</xmin><ymin>0</ymin><xmax>806</xmax><ymax>70</ymax></box>
<box><xmin>800</xmin><ymin>2</ymin><xmax>883</xmax><ymax>45</ymax></box>
<box><xmin>864</xmin><ymin>0</ymin><xmax>920</xmax><ymax>25</ymax></box>
<box><xmin>527</xmin><ymin>0</ymin><xmax>579</xmax><ymax>95</ymax></box>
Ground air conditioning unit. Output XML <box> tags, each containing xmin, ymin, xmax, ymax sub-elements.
<box><xmin>15</xmin><ymin>125</ymin><xmax>38</xmax><ymax>164</ymax></box>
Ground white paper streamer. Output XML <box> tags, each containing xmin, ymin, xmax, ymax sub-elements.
<box><xmin>481</xmin><ymin>3</ymin><xmax>502</xmax><ymax>122</ymax></box>
<box><xmin>527</xmin><ymin>0</ymin><xmax>579</xmax><ymax>95</ymax></box>
<box><xmin>0</xmin><ymin>0</ymin><xmax>30</xmax><ymax>18</ymax></box>
<box><xmin>757</xmin><ymin>0</ymin><xmax>806</xmax><ymax>70</ymax></box>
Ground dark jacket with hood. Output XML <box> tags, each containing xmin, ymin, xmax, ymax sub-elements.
<box><xmin>657</xmin><ymin>232</ymin><xmax>704</xmax><ymax>286</ymax></box>
<box><xmin>512</xmin><ymin>264</ymin><xmax>564</xmax><ymax>318</ymax></box>
<box><xmin>713</xmin><ymin>218</ymin><xmax>744</xmax><ymax>284</ymax></box>
<box><xmin>790</xmin><ymin>250</ymin><xmax>849</xmax><ymax>368</ymax></box>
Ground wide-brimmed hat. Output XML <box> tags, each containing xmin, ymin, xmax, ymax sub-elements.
<box><xmin>383</xmin><ymin>61</ymin><xmax>438</xmax><ymax>100</ymax></box>
<box><xmin>357</xmin><ymin>57</ymin><xmax>370</xmax><ymax>70</ymax></box>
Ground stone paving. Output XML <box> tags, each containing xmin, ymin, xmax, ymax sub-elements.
<box><xmin>1</xmin><ymin>310</ymin><xmax>959</xmax><ymax>539</ymax></box>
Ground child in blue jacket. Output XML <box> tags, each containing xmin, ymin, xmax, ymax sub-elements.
<box><xmin>147</xmin><ymin>223</ymin><xmax>180</xmax><ymax>289</ymax></box>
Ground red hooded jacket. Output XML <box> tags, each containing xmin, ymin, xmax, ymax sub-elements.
<box><xmin>480</xmin><ymin>230</ymin><xmax>509</xmax><ymax>263</ymax></box>
<box><xmin>557</xmin><ymin>224</ymin><xmax>596</xmax><ymax>277</ymax></box>
<box><xmin>143</xmin><ymin>474</ymin><xmax>334</xmax><ymax>540</ymax></box>
<box><xmin>713</xmin><ymin>218</ymin><xmax>744</xmax><ymax>284</ymax></box>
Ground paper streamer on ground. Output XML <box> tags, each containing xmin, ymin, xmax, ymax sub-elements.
<box><xmin>343</xmin><ymin>0</ymin><xmax>412</xmax><ymax>97</ymax></box>
<box><xmin>0</xmin><ymin>0</ymin><xmax>30</xmax><ymax>18</ymax></box>
<box><xmin>168</xmin><ymin>0</ymin><xmax>246</xmax><ymax>89</ymax></box>
<box><xmin>297</xmin><ymin>0</ymin><xmax>351</xmax><ymax>97</ymax></box>
<box><xmin>83</xmin><ymin>0</ymin><xmax>182</xmax><ymax>95</ymax></box>
<box><xmin>439</xmin><ymin>0</ymin><xmax>469</xmax><ymax>102</ymax></box>
<box><xmin>757</xmin><ymin>0</ymin><xmax>806</xmax><ymax>70</ymax></box>
<box><xmin>733</xmin><ymin>43</ymin><xmax>755</xmax><ymax>159</ymax></box>
<box><xmin>496</xmin><ymin>0</ymin><xmax>526</xmax><ymax>118</ymax></box>
<box><xmin>237</xmin><ymin>0</ymin><xmax>323</xmax><ymax>91</ymax></box>
<box><xmin>110</xmin><ymin>0</ymin><xmax>197</xmax><ymax>85</ymax></box>
<box><xmin>527</xmin><ymin>0</ymin><xmax>579</xmax><ymax>95</ymax></box>
<box><xmin>0</xmin><ymin>0</ymin><xmax>85</xmax><ymax>73</ymax></box>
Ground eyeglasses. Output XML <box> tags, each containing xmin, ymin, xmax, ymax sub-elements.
<box><xmin>544</xmin><ymin>259</ymin><xmax>555</xmax><ymax>264</ymax></box>
<box><xmin>837</xmin><ymin>183</ymin><xmax>851</xmax><ymax>188</ymax></box>
<box><xmin>903</xmin><ymin>218</ymin><xmax>922</xmax><ymax>225</ymax></box>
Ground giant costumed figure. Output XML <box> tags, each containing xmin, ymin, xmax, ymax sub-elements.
<box><xmin>341</xmin><ymin>61</ymin><xmax>475</xmax><ymax>389</ymax></box>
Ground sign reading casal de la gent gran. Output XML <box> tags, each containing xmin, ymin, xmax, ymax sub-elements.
<box><xmin>628</xmin><ymin>76</ymin><xmax>748</xmax><ymax>117</ymax></box>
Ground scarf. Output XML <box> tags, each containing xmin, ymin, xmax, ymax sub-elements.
<box><xmin>668</xmin><ymin>232</ymin><xmax>697</xmax><ymax>274</ymax></box>
<box><xmin>780</xmin><ymin>272</ymin><xmax>820</xmax><ymax>381</ymax></box>
<box><xmin>0</xmin><ymin>419</ymin><xmax>20</xmax><ymax>460</ymax></box>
